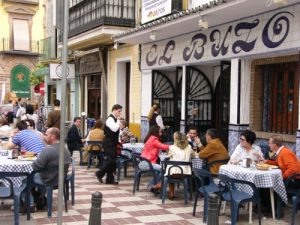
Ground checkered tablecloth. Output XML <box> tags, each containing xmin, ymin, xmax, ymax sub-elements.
<box><xmin>0</xmin><ymin>156</ymin><xmax>33</xmax><ymax>187</ymax></box>
<box><xmin>192</xmin><ymin>157</ymin><xmax>205</xmax><ymax>169</ymax></box>
<box><xmin>0</xmin><ymin>149</ymin><xmax>8</xmax><ymax>156</ymax></box>
<box><xmin>219</xmin><ymin>164</ymin><xmax>287</xmax><ymax>203</ymax></box>
<box><xmin>123</xmin><ymin>143</ymin><xmax>144</xmax><ymax>154</ymax></box>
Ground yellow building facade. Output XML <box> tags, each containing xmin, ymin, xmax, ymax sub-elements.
<box><xmin>0</xmin><ymin>0</ymin><xmax>45</xmax><ymax>101</ymax></box>
<box><xmin>108</xmin><ymin>45</ymin><xmax>142</xmax><ymax>139</ymax></box>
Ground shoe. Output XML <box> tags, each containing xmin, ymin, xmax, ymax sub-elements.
<box><xmin>96</xmin><ymin>176</ymin><xmax>103</xmax><ymax>183</ymax></box>
<box><xmin>152</xmin><ymin>183</ymin><xmax>161</xmax><ymax>190</ymax></box>
<box><xmin>106</xmin><ymin>181</ymin><xmax>119</xmax><ymax>185</ymax></box>
<box><xmin>21</xmin><ymin>205</ymin><xmax>36</xmax><ymax>214</ymax></box>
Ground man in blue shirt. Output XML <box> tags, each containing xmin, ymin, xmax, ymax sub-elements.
<box><xmin>7</xmin><ymin>120</ymin><xmax>45</xmax><ymax>154</ymax></box>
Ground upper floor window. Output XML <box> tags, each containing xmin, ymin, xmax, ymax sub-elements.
<box><xmin>263</xmin><ymin>62</ymin><xmax>299</xmax><ymax>134</ymax></box>
<box><xmin>13</xmin><ymin>19</ymin><xmax>30</xmax><ymax>51</ymax></box>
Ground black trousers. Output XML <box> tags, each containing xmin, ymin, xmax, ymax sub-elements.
<box><xmin>96</xmin><ymin>143</ymin><xmax>117</xmax><ymax>184</ymax></box>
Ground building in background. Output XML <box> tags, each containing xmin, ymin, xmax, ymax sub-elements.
<box><xmin>115</xmin><ymin>0</ymin><xmax>300</xmax><ymax>157</ymax></box>
<box><xmin>0</xmin><ymin>0</ymin><xmax>45</xmax><ymax>102</ymax></box>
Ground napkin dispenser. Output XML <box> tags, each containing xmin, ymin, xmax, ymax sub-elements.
<box><xmin>242</xmin><ymin>158</ymin><xmax>252</xmax><ymax>168</ymax></box>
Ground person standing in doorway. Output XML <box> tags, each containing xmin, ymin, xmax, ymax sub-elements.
<box><xmin>96</xmin><ymin>104</ymin><xmax>122</xmax><ymax>184</ymax></box>
<box><xmin>147</xmin><ymin>103</ymin><xmax>165</xmax><ymax>130</ymax></box>
<box><xmin>46</xmin><ymin>99</ymin><xmax>61</xmax><ymax>129</ymax></box>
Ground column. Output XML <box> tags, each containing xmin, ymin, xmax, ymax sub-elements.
<box><xmin>140</xmin><ymin>70</ymin><xmax>152</xmax><ymax>141</ymax></box>
<box><xmin>296</xmin><ymin>52</ymin><xmax>300</xmax><ymax>159</ymax></box>
<box><xmin>180</xmin><ymin>65</ymin><xmax>186</xmax><ymax>133</ymax></box>
<box><xmin>228</xmin><ymin>59</ymin><xmax>251</xmax><ymax>154</ymax></box>
<box><xmin>70</xmin><ymin>78</ymin><xmax>76</xmax><ymax>120</ymax></box>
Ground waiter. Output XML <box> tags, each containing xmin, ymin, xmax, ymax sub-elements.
<box><xmin>96</xmin><ymin>104</ymin><xmax>122</xmax><ymax>184</ymax></box>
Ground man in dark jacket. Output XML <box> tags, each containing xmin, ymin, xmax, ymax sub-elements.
<box><xmin>67</xmin><ymin>117</ymin><xmax>85</xmax><ymax>156</ymax></box>
<box><xmin>96</xmin><ymin>104</ymin><xmax>122</xmax><ymax>184</ymax></box>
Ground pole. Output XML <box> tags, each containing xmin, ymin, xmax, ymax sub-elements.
<box><xmin>207</xmin><ymin>193</ymin><xmax>219</xmax><ymax>225</ymax></box>
<box><xmin>57</xmin><ymin>0</ymin><xmax>69</xmax><ymax>224</ymax></box>
<box><xmin>88</xmin><ymin>192</ymin><xmax>102</xmax><ymax>225</ymax></box>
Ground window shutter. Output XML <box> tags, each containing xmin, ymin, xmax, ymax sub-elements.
<box><xmin>13</xmin><ymin>19</ymin><xmax>30</xmax><ymax>51</ymax></box>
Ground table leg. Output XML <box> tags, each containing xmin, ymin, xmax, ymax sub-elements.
<box><xmin>270</xmin><ymin>189</ymin><xmax>275</xmax><ymax>219</ymax></box>
<box><xmin>249</xmin><ymin>202</ymin><xmax>253</xmax><ymax>224</ymax></box>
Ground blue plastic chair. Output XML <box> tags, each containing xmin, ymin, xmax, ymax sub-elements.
<box><xmin>32</xmin><ymin>165</ymin><xmax>69</xmax><ymax>217</ymax></box>
<box><xmin>117</xmin><ymin>148</ymin><xmax>132</xmax><ymax>181</ymax></box>
<box><xmin>203</xmin><ymin>158</ymin><xmax>229</xmax><ymax>172</ymax></box>
<box><xmin>284</xmin><ymin>173</ymin><xmax>300</xmax><ymax>225</ymax></box>
<box><xmin>0</xmin><ymin>172</ymin><xmax>31</xmax><ymax>225</ymax></box>
<box><xmin>65</xmin><ymin>158</ymin><xmax>75</xmax><ymax>205</ymax></box>
<box><xmin>86</xmin><ymin>141</ymin><xmax>104</xmax><ymax>169</ymax></box>
<box><xmin>218</xmin><ymin>174</ymin><xmax>261</xmax><ymax>225</ymax></box>
<box><xmin>160</xmin><ymin>160</ymin><xmax>192</xmax><ymax>204</ymax></box>
<box><xmin>193</xmin><ymin>168</ymin><xmax>220</xmax><ymax>222</ymax></box>
<box><xmin>131</xmin><ymin>153</ymin><xmax>158</xmax><ymax>194</ymax></box>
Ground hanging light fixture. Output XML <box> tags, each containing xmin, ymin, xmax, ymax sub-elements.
<box><xmin>149</xmin><ymin>30</ymin><xmax>156</xmax><ymax>41</ymax></box>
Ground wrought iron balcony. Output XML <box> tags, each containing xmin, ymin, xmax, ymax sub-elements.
<box><xmin>69</xmin><ymin>0</ymin><xmax>135</xmax><ymax>38</ymax></box>
<box><xmin>39</xmin><ymin>36</ymin><xmax>56</xmax><ymax>61</ymax></box>
<box><xmin>0</xmin><ymin>38</ymin><xmax>40</xmax><ymax>55</ymax></box>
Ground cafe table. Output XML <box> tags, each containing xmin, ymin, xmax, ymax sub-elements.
<box><xmin>219</xmin><ymin>164</ymin><xmax>287</xmax><ymax>221</ymax></box>
<box><xmin>0</xmin><ymin>154</ymin><xmax>33</xmax><ymax>187</ymax></box>
<box><xmin>123</xmin><ymin>143</ymin><xmax>145</xmax><ymax>154</ymax></box>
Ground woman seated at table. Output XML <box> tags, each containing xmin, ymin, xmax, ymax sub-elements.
<box><xmin>229</xmin><ymin>130</ymin><xmax>264</xmax><ymax>164</ymax></box>
<box><xmin>82</xmin><ymin>119</ymin><xmax>105</xmax><ymax>165</ymax></box>
<box><xmin>166</xmin><ymin>131</ymin><xmax>196</xmax><ymax>199</ymax></box>
<box><xmin>139</xmin><ymin>125</ymin><xmax>170</xmax><ymax>191</ymax></box>
<box><xmin>119</xmin><ymin>119</ymin><xmax>135</xmax><ymax>143</ymax></box>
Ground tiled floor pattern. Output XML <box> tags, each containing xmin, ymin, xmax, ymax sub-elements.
<box><xmin>1</xmin><ymin>153</ymin><xmax>299</xmax><ymax>225</ymax></box>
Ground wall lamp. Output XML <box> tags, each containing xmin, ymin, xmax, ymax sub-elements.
<box><xmin>149</xmin><ymin>31</ymin><xmax>156</xmax><ymax>41</ymax></box>
<box><xmin>198</xmin><ymin>18</ymin><xmax>209</xmax><ymax>29</ymax></box>
<box><xmin>113</xmin><ymin>42</ymin><xmax>119</xmax><ymax>50</ymax></box>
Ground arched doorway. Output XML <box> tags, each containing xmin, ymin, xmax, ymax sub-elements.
<box><xmin>152</xmin><ymin>70</ymin><xmax>176</xmax><ymax>140</ymax></box>
<box><xmin>183</xmin><ymin>67</ymin><xmax>213</xmax><ymax>134</ymax></box>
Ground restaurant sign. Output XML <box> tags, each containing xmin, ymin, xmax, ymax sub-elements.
<box><xmin>10</xmin><ymin>64</ymin><xmax>31</xmax><ymax>98</ymax></box>
<box><xmin>141</xmin><ymin>5</ymin><xmax>300</xmax><ymax>70</ymax></box>
<box><xmin>142</xmin><ymin>0</ymin><xmax>172</xmax><ymax>24</ymax></box>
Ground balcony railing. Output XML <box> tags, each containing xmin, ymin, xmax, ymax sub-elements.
<box><xmin>69</xmin><ymin>0</ymin><xmax>135</xmax><ymax>38</ymax></box>
<box><xmin>39</xmin><ymin>36</ymin><xmax>56</xmax><ymax>60</ymax></box>
<box><xmin>0</xmin><ymin>38</ymin><xmax>40</xmax><ymax>54</ymax></box>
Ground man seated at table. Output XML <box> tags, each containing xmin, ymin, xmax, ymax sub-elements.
<box><xmin>198</xmin><ymin>128</ymin><xmax>229</xmax><ymax>173</ymax></box>
<box><xmin>265</xmin><ymin>135</ymin><xmax>300</xmax><ymax>182</ymax></box>
<box><xmin>31</xmin><ymin>127</ymin><xmax>72</xmax><ymax>209</ymax></box>
<box><xmin>186</xmin><ymin>125</ymin><xmax>202</xmax><ymax>152</ymax></box>
<box><xmin>229</xmin><ymin>130</ymin><xmax>264</xmax><ymax>164</ymax></box>
<box><xmin>7</xmin><ymin>120</ymin><xmax>45</xmax><ymax>154</ymax></box>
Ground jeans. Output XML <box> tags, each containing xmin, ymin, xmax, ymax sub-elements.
<box><xmin>138</xmin><ymin>161</ymin><xmax>161</xmax><ymax>186</ymax></box>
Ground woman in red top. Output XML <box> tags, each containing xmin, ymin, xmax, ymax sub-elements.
<box><xmin>140</xmin><ymin>125</ymin><xmax>170</xmax><ymax>190</ymax></box>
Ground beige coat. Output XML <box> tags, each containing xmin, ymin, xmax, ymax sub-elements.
<box><xmin>165</xmin><ymin>145</ymin><xmax>195</xmax><ymax>176</ymax></box>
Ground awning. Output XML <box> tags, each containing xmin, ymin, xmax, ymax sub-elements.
<box><xmin>114</xmin><ymin>0</ymin><xmax>299</xmax><ymax>45</ymax></box>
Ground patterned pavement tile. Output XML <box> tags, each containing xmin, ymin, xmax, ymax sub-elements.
<box><xmin>1</xmin><ymin>152</ymin><xmax>300</xmax><ymax>225</ymax></box>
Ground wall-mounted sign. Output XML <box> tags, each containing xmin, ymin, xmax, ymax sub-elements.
<box><xmin>141</xmin><ymin>5</ymin><xmax>300</xmax><ymax>69</ymax></box>
<box><xmin>79</xmin><ymin>53</ymin><xmax>102</xmax><ymax>75</ymax></box>
<box><xmin>142</xmin><ymin>0</ymin><xmax>172</xmax><ymax>24</ymax></box>
<box><xmin>10</xmin><ymin>64</ymin><xmax>31</xmax><ymax>98</ymax></box>
<box><xmin>50</xmin><ymin>63</ymin><xmax>75</xmax><ymax>79</ymax></box>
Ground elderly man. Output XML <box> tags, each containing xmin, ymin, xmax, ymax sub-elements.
<box><xmin>31</xmin><ymin>127</ymin><xmax>72</xmax><ymax>209</ymax></box>
<box><xmin>198</xmin><ymin>128</ymin><xmax>229</xmax><ymax>173</ymax></box>
<box><xmin>7</xmin><ymin>120</ymin><xmax>45</xmax><ymax>154</ymax></box>
<box><xmin>266</xmin><ymin>135</ymin><xmax>300</xmax><ymax>181</ymax></box>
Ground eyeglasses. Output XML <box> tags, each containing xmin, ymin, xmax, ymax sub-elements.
<box><xmin>239</xmin><ymin>137</ymin><xmax>246</xmax><ymax>142</ymax></box>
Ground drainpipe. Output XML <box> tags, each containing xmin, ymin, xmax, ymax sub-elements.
<box><xmin>99</xmin><ymin>48</ymin><xmax>108</xmax><ymax>119</ymax></box>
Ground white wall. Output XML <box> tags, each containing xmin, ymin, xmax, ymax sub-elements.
<box><xmin>141</xmin><ymin>70</ymin><xmax>152</xmax><ymax>116</ymax></box>
<box><xmin>116</xmin><ymin>61</ymin><xmax>127</xmax><ymax>118</ymax></box>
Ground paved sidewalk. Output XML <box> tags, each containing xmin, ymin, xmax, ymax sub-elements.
<box><xmin>1</xmin><ymin>153</ymin><xmax>299</xmax><ymax>224</ymax></box>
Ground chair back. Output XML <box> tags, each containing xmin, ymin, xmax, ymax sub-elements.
<box><xmin>0</xmin><ymin>172</ymin><xmax>30</xmax><ymax>197</ymax></box>
<box><xmin>119</xmin><ymin>148</ymin><xmax>132</xmax><ymax>160</ymax></box>
<box><xmin>66</xmin><ymin>157</ymin><xmax>75</xmax><ymax>180</ymax></box>
<box><xmin>193</xmin><ymin>168</ymin><xmax>215</xmax><ymax>190</ymax></box>
<box><xmin>86</xmin><ymin>141</ymin><xmax>102</xmax><ymax>151</ymax></box>
<box><xmin>285</xmin><ymin>173</ymin><xmax>300</xmax><ymax>195</ymax></box>
<box><xmin>162</xmin><ymin>160</ymin><xmax>192</xmax><ymax>177</ymax></box>
<box><xmin>132</xmin><ymin>153</ymin><xmax>154</xmax><ymax>171</ymax></box>
<box><xmin>218</xmin><ymin>173</ymin><xmax>259</xmax><ymax>202</ymax></box>
<box><xmin>204</xmin><ymin>158</ymin><xmax>229</xmax><ymax>172</ymax></box>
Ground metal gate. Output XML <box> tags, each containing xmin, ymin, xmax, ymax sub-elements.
<box><xmin>152</xmin><ymin>71</ymin><xmax>176</xmax><ymax>140</ymax></box>
<box><xmin>185</xmin><ymin>67</ymin><xmax>213</xmax><ymax>134</ymax></box>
